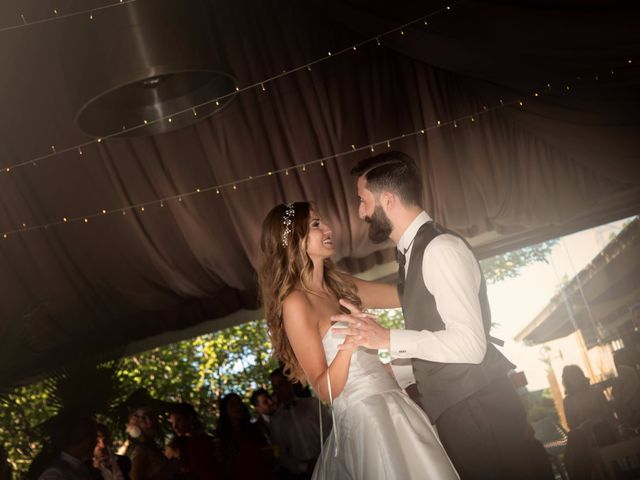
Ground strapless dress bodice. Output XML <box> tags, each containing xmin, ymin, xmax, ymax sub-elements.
<box><xmin>322</xmin><ymin>322</ymin><xmax>400</xmax><ymax>415</ymax></box>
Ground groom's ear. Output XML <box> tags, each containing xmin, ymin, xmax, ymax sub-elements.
<box><xmin>380</xmin><ymin>191</ymin><xmax>396</xmax><ymax>210</ymax></box>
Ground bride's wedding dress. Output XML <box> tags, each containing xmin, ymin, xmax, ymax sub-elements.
<box><xmin>312</xmin><ymin>323</ymin><xmax>459</xmax><ymax>479</ymax></box>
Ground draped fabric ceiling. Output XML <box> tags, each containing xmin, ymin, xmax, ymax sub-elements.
<box><xmin>0</xmin><ymin>0</ymin><xmax>639</xmax><ymax>387</ymax></box>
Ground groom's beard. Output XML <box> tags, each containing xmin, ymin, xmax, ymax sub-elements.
<box><xmin>364</xmin><ymin>205</ymin><xmax>393</xmax><ymax>243</ymax></box>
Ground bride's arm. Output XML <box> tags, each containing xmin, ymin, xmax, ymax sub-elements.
<box><xmin>351</xmin><ymin>277</ymin><xmax>400</xmax><ymax>309</ymax></box>
<box><xmin>283</xmin><ymin>291</ymin><xmax>354</xmax><ymax>403</ymax></box>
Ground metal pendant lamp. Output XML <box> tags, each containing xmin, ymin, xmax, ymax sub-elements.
<box><xmin>64</xmin><ymin>0</ymin><xmax>236</xmax><ymax>138</ymax></box>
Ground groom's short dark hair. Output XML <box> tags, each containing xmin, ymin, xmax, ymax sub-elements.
<box><xmin>351</xmin><ymin>151</ymin><xmax>423</xmax><ymax>207</ymax></box>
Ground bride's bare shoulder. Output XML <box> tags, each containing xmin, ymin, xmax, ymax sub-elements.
<box><xmin>282</xmin><ymin>290</ymin><xmax>320</xmax><ymax>336</ymax></box>
<box><xmin>282</xmin><ymin>289</ymin><xmax>312</xmax><ymax>317</ymax></box>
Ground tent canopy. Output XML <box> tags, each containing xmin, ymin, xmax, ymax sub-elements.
<box><xmin>1</xmin><ymin>0</ymin><xmax>639</xmax><ymax>387</ymax></box>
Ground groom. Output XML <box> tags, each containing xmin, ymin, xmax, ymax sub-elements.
<box><xmin>334</xmin><ymin>151</ymin><xmax>553</xmax><ymax>479</ymax></box>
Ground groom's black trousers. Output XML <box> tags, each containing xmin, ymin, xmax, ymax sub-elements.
<box><xmin>434</xmin><ymin>376</ymin><xmax>554</xmax><ymax>480</ymax></box>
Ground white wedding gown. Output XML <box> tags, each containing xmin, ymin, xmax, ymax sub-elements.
<box><xmin>311</xmin><ymin>324</ymin><xmax>459</xmax><ymax>480</ymax></box>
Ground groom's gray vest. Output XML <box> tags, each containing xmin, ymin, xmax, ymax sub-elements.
<box><xmin>399</xmin><ymin>221</ymin><xmax>514</xmax><ymax>422</ymax></box>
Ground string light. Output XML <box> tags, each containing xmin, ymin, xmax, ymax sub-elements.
<box><xmin>0</xmin><ymin>91</ymin><xmax>560</xmax><ymax>238</ymax></box>
<box><xmin>0</xmin><ymin>0</ymin><xmax>136</xmax><ymax>33</ymax></box>
<box><xmin>0</xmin><ymin>3</ymin><xmax>460</xmax><ymax>174</ymax></box>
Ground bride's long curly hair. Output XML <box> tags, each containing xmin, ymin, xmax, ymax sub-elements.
<box><xmin>258</xmin><ymin>202</ymin><xmax>362</xmax><ymax>383</ymax></box>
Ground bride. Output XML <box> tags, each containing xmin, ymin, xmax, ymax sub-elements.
<box><xmin>258</xmin><ymin>201</ymin><xmax>458</xmax><ymax>479</ymax></box>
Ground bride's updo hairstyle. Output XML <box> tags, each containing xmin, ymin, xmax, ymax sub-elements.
<box><xmin>259</xmin><ymin>201</ymin><xmax>362</xmax><ymax>383</ymax></box>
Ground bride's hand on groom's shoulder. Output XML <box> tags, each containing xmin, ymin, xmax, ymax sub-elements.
<box><xmin>332</xmin><ymin>299</ymin><xmax>391</xmax><ymax>351</ymax></box>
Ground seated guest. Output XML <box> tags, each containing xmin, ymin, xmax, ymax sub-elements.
<box><xmin>612</xmin><ymin>348</ymin><xmax>640</xmax><ymax>428</ymax></box>
<box><xmin>0</xmin><ymin>445</ymin><xmax>11</xmax><ymax>480</ymax></box>
<box><xmin>94</xmin><ymin>424</ymin><xmax>130</xmax><ymax>480</ymax></box>
<box><xmin>38</xmin><ymin>413</ymin><xmax>99</xmax><ymax>480</ymax></box>
<box><xmin>250</xmin><ymin>389</ymin><xmax>276</xmax><ymax>442</ymax></box>
<box><xmin>217</xmin><ymin>393</ymin><xmax>274</xmax><ymax>479</ymax></box>
<box><xmin>167</xmin><ymin>403</ymin><xmax>219</xmax><ymax>480</ymax></box>
<box><xmin>127</xmin><ymin>408</ymin><xmax>177</xmax><ymax>480</ymax></box>
<box><xmin>562</xmin><ymin>365</ymin><xmax>613</xmax><ymax>434</ymax></box>
<box><xmin>269</xmin><ymin>369</ymin><xmax>331</xmax><ymax>480</ymax></box>
<box><xmin>562</xmin><ymin>365</ymin><xmax>617</xmax><ymax>480</ymax></box>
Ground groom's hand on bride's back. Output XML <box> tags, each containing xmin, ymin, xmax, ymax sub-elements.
<box><xmin>332</xmin><ymin>299</ymin><xmax>391</xmax><ymax>350</ymax></box>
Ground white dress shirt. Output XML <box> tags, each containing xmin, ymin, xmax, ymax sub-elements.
<box><xmin>389</xmin><ymin>211</ymin><xmax>488</xmax><ymax>389</ymax></box>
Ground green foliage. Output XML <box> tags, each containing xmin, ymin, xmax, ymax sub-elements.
<box><xmin>0</xmin><ymin>382</ymin><xmax>57</xmax><ymax>476</ymax></box>
<box><xmin>526</xmin><ymin>388</ymin><xmax>559</xmax><ymax>424</ymax></box>
<box><xmin>1</xmin><ymin>318</ymin><xmax>279</xmax><ymax>479</ymax></box>
<box><xmin>480</xmin><ymin>240</ymin><xmax>557</xmax><ymax>284</ymax></box>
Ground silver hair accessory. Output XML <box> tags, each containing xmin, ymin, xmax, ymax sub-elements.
<box><xmin>281</xmin><ymin>203</ymin><xmax>295</xmax><ymax>247</ymax></box>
